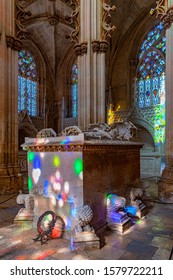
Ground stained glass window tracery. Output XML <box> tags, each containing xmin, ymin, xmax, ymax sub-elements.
<box><xmin>137</xmin><ymin>23</ymin><xmax>166</xmax><ymax>109</ymax></box>
<box><xmin>137</xmin><ymin>22</ymin><xmax>166</xmax><ymax>145</ymax></box>
<box><xmin>18</xmin><ymin>50</ymin><xmax>38</xmax><ymax>116</ymax></box>
<box><xmin>71</xmin><ymin>63</ymin><xmax>78</xmax><ymax>117</ymax></box>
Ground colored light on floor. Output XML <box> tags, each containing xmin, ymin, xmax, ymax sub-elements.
<box><xmin>136</xmin><ymin>220</ymin><xmax>142</xmax><ymax>225</ymax></box>
<box><xmin>51</xmin><ymin>228</ymin><xmax>61</xmax><ymax>238</ymax></box>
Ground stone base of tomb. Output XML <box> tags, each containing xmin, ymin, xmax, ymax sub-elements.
<box><xmin>14</xmin><ymin>208</ymin><xmax>34</xmax><ymax>228</ymax></box>
<box><xmin>107</xmin><ymin>211</ymin><xmax>132</xmax><ymax>234</ymax></box>
<box><xmin>72</xmin><ymin>231</ymin><xmax>100</xmax><ymax>251</ymax></box>
<box><xmin>136</xmin><ymin>202</ymin><xmax>147</xmax><ymax>219</ymax></box>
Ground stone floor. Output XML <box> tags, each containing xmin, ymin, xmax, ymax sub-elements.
<box><xmin>0</xmin><ymin>180</ymin><xmax>173</xmax><ymax>260</ymax></box>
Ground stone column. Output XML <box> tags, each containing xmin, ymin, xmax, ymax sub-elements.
<box><xmin>151</xmin><ymin>0</ymin><xmax>173</xmax><ymax>202</ymax></box>
<box><xmin>67</xmin><ymin>0</ymin><xmax>116</xmax><ymax>130</ymax></box>
<box><xmin>0</xmin><ymin>0</ymin><xmax>22</xmax><ymax>193</ymax></box>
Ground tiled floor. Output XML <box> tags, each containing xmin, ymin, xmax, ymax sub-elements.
<box><xmin>0</xmin><ymin>181</ymin><xmax>173</xmax><ymax>260</ymax></box>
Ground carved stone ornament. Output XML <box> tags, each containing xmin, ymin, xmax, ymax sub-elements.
<box><xmin>47</xmin><ymin>15</ymin><xmax>59</xmax><ymax>26</ymax></box>
<box><xmin>150</xmin><ymin>0</ymin><xmax>168</xmax><ymax>18</ymax></box>
<box><xmin>81</xmin><ymin>42</ymin><xmax>88</xmax><ymax>55</ymax></box>
<box><xmin>16</xmin><ymin>0</ymin><xmax>31</xmax><ymax>39</ymax></box>
<box><xmin>162</xmin><ymin>7</ymin><xmax>173</xmax><ymax>29</ymax></box>
<box><xmin>65</xmin><ymin>0</ymin><xmax>80</xmax><ymax>45</ymax></box>
<box><xmin>102</xmin><ymin>0</ymin><xmax>116</xmax><ymax>42</ymax></box>
<box><xmin>100</xmin><ymin>40</ymin><xmax>109</xmax><ymax>53</ymax></box>
<box><xmin>24</xmin><ymin>144</ymin><xmax>83</xmax><ymax>152</ymax></box>
<box><xmin>91</xmin><ymin>40</ymin><xmax>100</xmax><ymax>53</ymax></box>
<box><xmin>91</xmin><ymin>40</ymin><xmax>109</xmax><ymax>53</ymax></box>
<box><xmin>150</xmin><ymin>0</ymin><xmax>173</xmax><ymax>29</ymax></box>
<box><xmin>74</xmin><ymin>42</ymin><xmax>88</xmax><ymax>56</ymax></box>
<box><xmin>6</xmin><ymin>35</ymin><xmax>23</xmax><ymax>51</ymax></box>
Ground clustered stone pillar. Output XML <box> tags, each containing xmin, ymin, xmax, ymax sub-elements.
<box><xmin>0</xmin><ymin>0</ymin><xmax>21</xmax><ymax>193</ymax></box>
<box><xmin>152</xmin><ymin>0</ymin><xmax>173</xmax><ymax>202</ymax></box>
<box><xmin>68</xmin><ymin>0</ymin><xmax>116</xmax><ymax>130</ymax></box>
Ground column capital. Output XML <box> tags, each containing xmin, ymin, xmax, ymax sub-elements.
<box><xmin>91</xmin><ymin>40</ymin><xmax>109</xmax><ymax>53</ymax></box>
<box><xmin>6</xmin><ymin>35</ymin><xmax>23</xmax><ymax>51</ymax></box>
<box><xmin>74</xmin><ymin>42</ymin><xmax>88</xmax><ymax>56</ymax></box>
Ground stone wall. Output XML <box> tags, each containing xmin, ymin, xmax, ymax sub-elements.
<box><xmin>83</xmin><ymin>142</ymin><xmax>142</xmax><ymax>204</ymax></box>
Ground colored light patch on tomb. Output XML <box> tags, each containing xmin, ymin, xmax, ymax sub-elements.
<box><xmin>60</xmin><ymin>137</ymin><xmax>71</xmax><ymax>145</ymax></box>
<box><xmin>28</xmin><ymin>177</ymin><xmax>33</xmax><ymax>190</ymax></box>
<box><xmin>53</xmin><ymin>155</ymin><xmax>61</xmax><ymax>167</ymax></box>
<box><xmin>74</xmin><ymin>158</ymin><xmax>83</xmax><ymax>175</ymax></box>
<box><xmin>28</xmin><ymin>151</ymin><xmax>35</xmax><ymax>162</ymax></box>
<box><xmin>64</xmin><ymin>181</ymin><xmax>70</xmax><ymax>194</ymax></box>
<box><xmin>33</xmin><ymin>154</ymin><xmax>41</xmax><ymax>169</ymax></box>
<box><xmin>44</xmin><ymin>179</ymin><xmax>49</xmax><ymax>196</ymax></box>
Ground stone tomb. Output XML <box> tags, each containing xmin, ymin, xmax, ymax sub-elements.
<box><xmin>22</xmin><ymin>133</ymin><xmax>143</xmax><ymax>246</ymax></box>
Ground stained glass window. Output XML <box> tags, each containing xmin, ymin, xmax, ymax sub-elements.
<box><xmin>71</xmin><ymin>63</ymin><xmax>78</xmax><ymax>117</ymax></box>
<box><xmin>137</xmin><ymin>23</ymin><xmax>166</xmax><ymax>109</ymax></box>
<box><xmin>18</xmin><ymin>50</ymin><xmax>38</xmax><ymax>116</ymax></box>
<box><xmin>137</xmin><ymin>22</ymin><xmax>166</xmax><ymax>145</ymax></box>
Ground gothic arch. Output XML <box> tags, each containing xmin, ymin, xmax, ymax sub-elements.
<box><xmin>20</xmin><ymin>39</ymin><xmax>47</xmax><ymax>117</ymax></box>
<box><xmin>130</xmin><ymin>117</ymin><xmax>155</xmax><ymax>145</ymax></box>
<box><xmin>56</xmin><ymin>44</ymin><xmax>77</xmax><ymax>118</ymax></box>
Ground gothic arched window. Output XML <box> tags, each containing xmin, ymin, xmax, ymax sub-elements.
<box><xmin>137</xmin><ymin>22</ymin><xmax>166</xmax><ymax>108</ymax></box>
<box><xmin>71</xmin><ymin>63</ymin><xmax>78</xmax><ymax>117</ymax></box>
<box><xmin>137</xmin><ymin>22</ymin><xmax>166</xmax><ymax>144</ymax></box>
<box><xmin>18</xmin><ymin>50</ymin><xmax>38</xmax><ymax>116</ymax></box>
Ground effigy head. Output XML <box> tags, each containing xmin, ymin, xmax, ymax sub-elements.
<box><xmin>130</xmin><ymin>188</ymin><xmax>143</xmax><ymax>201</ymax></box>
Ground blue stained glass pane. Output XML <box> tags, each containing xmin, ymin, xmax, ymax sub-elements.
<box><xmin>71</xmin><ymin>63</ymin><xmax>78</xmax><ymax>117</ymax></box>
<box><xmin>18</xmin><ymin>50</ymin><xmax>37</xmax><ymax>116</ymax></box>
<box><xmin>145</xmin><ymin>78</ymin><xmax>151</xmax><ymax>107</ymax></box>
<box><xmin>139</xmin><ymin>22</ymin><xmax>164</xmax><ymax>59</ymax></box>
<box><xmin>152</xmin><ymin>77</ymin><xmax>159</xmax><ymax>105</ymax></box>
<box><xmin>138</xmin><ymin>80</ymin><xmax>145</xmax><ymax>108</ymax></box>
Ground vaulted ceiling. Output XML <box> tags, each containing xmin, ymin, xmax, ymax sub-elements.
<box><xmin>19</xmin><ymin>0</ymin><xmax>157</xmax><ymax>77</ymax></box>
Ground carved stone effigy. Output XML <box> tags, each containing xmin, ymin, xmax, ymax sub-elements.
<box><xmin>109</xmin><ymin>121</ymin><xmax>137</xmax><ymax>141</ymax></box>
<box><xmin>14</xmin><ymin>192</ymin><xmax>35</xmax><ymax>226</ymax></box>
<box><xmin>129</xmin><ymin>187</ymin><xmax>147</xmax><ymax>218</ymax></box>
<box><xmin>106</xmin><ymin>194</ymin><xmax>131</xmax><ymax>233</ymax></box>
<box><xmin>37</xmin><ymin>128</ymin><xmax>56</xmax><ymax>138</ymax></box>
<box><xmin>139</xmin><ymin>181</ymin><xmax>154</xmax><ymax>207</ymax></box>
<box><xmin>60</xmin><ymin>126</ymin><xmax>82</xmax><ymax>136</ymax></box>
<box><xmin>72</xmin><ymin>205</ymin><xmax>100</xmax><ymax>251</ymax></box>
<box><xmin>84</xmin><ymin>121</ymin><xmax>137</xmax><ymax>141</ymax></box>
